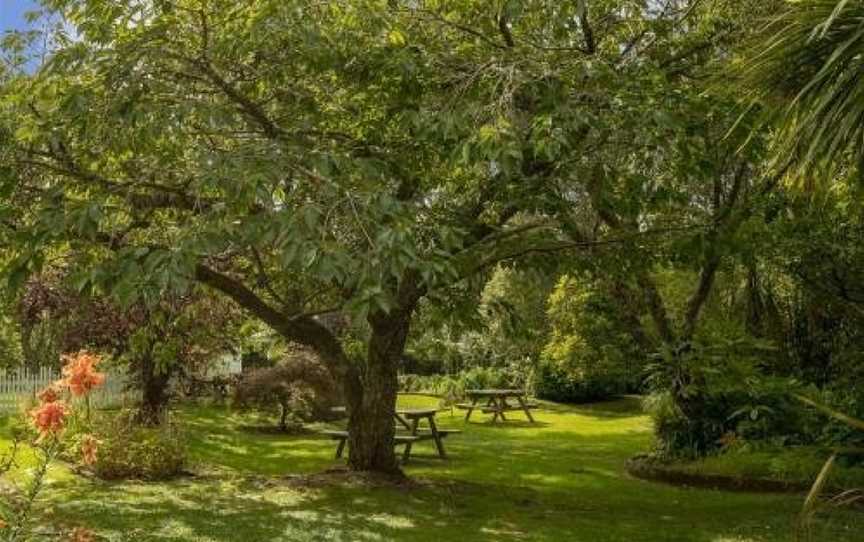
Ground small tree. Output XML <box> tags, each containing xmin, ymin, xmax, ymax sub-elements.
<box><xmin>17</xmin><ymin>272</ymin><xmax>242</xmax><ymax>424</ymax></box>
<box><xmin>233</xmin><ymin>351</ymin><xmax>337</xmax><ymax>432</ymax></box>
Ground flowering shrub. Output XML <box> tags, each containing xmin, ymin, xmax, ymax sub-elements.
<box><xmin>83</xmin><ymin>409</ymin><xmax>186</xmax><ymax>480</ymax></box>
<box><xmin>79</xmin><ymin>434</ymin><xmax>99</xmax><ymax>466</ymax></box>
<box><xmin>68</xmin><ymin>526</ymin><xmax>96</xmax><ymax>542</ymax></box>
<box><xmin>48</xmin><ymin>354</ymin><xmax>188</xmax><ymax>481</ymax></box>
<box><xmin>0</xmin><ymin>351</ymin><xmax>105</xmax><ymax>541</ymax></box>
<box><xmin>61</xmin><ymin>351</ymin><xmax>106</xmax><ymax>398</ymax></box>
<box><xmin>30</xmin><ymin>400</ymin><xmax>67</xmax><ymax>439</ymax></box>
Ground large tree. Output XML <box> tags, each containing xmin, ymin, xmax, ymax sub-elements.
<box><xmin>0</xmin><ymin>0</ymin><xmax>768</xmax><ymax>472</ymax></box>
<box><xmin>0</xmin><ymin>0</ymin><xmax>552</xmax><ymax>473</ymax></box>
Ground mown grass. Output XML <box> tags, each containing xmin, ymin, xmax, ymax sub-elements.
<box><xmin>1</xmin><ymin>396</ymin><xmax>861</xmax><ymax>541</ymax></box>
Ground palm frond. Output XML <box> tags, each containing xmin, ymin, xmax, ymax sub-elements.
<box><xmin>795</xmin><ymin>393</ymin><xmax>864</xmax><ymax>431</ymax></box>
<box><xmin>741</xmin><ymin>0</ymin><xmax>864</xmax><ymax>185</ymax></box>
<box><xmin>797</xmin><ymin>452</ymin><xmax>837</xmax><ymax>541</ymax></box>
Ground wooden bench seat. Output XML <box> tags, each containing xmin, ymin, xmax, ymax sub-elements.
<box><xmin>409</xmin><ymin>428</ymin><xmax>461</xmax><ymax>437</ymax></box>
<box><xmin>322</xmin><ymin>430</ymin><xmax>422</xmax><ymax>461</ymax></box>
<box><xmin>481</xmin><ymin>404</ymin><xmax>538</xmax><ymax>413</ymax></box>
<box><xmin>324</xmin><ymin>430</ymin><xmax>421</xmax><ymax>443</ymax></box>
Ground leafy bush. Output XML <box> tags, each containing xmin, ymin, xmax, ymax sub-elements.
<box><xmin>459</xmin><ymin>366</ymin><xmax>512</xmax><ymax>390</ymax></box>
<box><xmin>534</xmin><ymin>359</ymin><xmax>623</xmax><ymax>403</ymax></box>
<box><xmin>643</xmin><ymin>336</ymin><xmax>821</xmax><ymax>458</ymax></box>
<box><xmin>398</xmin><ymin>374</ymin><xmax>424</xmax><ymax>393</ymax></box>
<box><xmin>536</xmin><ymin>275</ymin><xmax>643</xmax><ymax>403</ymax></box>
<box><xmin>400</xmin><ymin>354</ymin><xmax>444</xmax><ymax>376</ymax></box>
<box><xmin>83</xmin><ymin>409</ymin><xmax>187</xmax><ymax>480</ymax></box>
<box><xmin>407</xmin><ymin>267</ymin><xmax>553</xmax><ymax>383</ymax></box>
<box><xmin>233</xmin><ymin>350</ymin><xmax>338</xmax><ymax>431</ymax></box>
<box><xmin>643</xmin><ymin>391</ymin><xmax>737</xmax><ymax>459</ymax></box>
<box><xmin>813</xmin><ymin>388</ymin><xmax>864</xmax><ymax>449</ymax></box>
<box><xmin>398</xmin><ymin>367</ymin><xmax>516</xmax><ymax>404</ymax></box>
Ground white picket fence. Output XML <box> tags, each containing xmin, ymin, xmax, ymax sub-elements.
<box><xmin>0</xmin><ymin>367</ymin><xmax>136</xmax><ymax>413</ymax></box>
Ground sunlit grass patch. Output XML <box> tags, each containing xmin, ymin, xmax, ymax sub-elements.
<box><xmin>0</xmin><ymin>397</ymin><xmax>858</xmax><ymax>541</ymax></box>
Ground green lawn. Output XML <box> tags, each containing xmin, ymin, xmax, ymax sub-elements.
<box><xmin>3</xmin><ymin>397</ymin><xmax>861</xmax><ymax>541</ymax></box>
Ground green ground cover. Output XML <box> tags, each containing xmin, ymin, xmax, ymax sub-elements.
<box><xmin>662</xmin><ymin>447</ymin><xmax>864</xmax><ymax>489</ymax></box>
<box><xmin>0</xmin><ymin>397</ymin><xmax>860</xmax><ymax>541</ymax></box>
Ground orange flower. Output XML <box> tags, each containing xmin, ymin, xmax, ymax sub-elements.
<box><xmin>718</xmin><ymin>431</ymin><xmax>740</xmax><ymax>449</ymax></box>
<box><xmin>61</xmin><ymin>351</ymin><xmax>106</xmax><ymax>397</ymax></box>
<box><xmin>30</xmin><ymin>401</ymin><xmax>67</xmax><ymax>437</ymax></box>
<box><xmin>0</xmin><ymin>518</ymin><xmax>7</xmax><ymax>528</ymax></box>
<box><xmin>79</xmin><ymin>434</ymin><xmax>99</xmax><ymax>466</ymax></box>
<box><xmin>68</xmin><ymin>527</ymin><xmax>95</xmax><ymax>542</ymax></box>
<box><xmin>37</xmin><ymin>385</ymin><xmax>61</xmax><ymax>404</ymax></box>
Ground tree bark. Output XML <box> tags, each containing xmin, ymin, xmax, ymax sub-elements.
<box><xmin>637</xmin><ymin>272</ymin><xmax>677</xmax><ymax>345</ymax></box>
<box><xmin>137</xmin><ymin>353</ymin><xmax>171</xmax><ymax>425</ymax></box>
<box><xmin>279</xmin><ymin>401</ymin><xmax>289</xmax><ymax>432</ymax></box>
<box><xmin>345</xmin><ymin>273</ymin><xmax>423</xmax><ymax>475</ymax></box>
<box><xmin>344</xmin><ymin>313</ymin><xmax>408</xmax><ymax>474</ymax></box>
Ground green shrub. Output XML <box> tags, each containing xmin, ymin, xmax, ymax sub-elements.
<box><xmin>86</xmin><ymin>410</ymin><xmax>187</xmax><ymax>480</ymax></box>
<box><xmin>534</xmin><ymin>359</ymin><xmax>623</xmax><ymax>403</ymax></box>
<box><xmin>459</xmin><ymin>366</ymin><xmax>511</xmax><ymax>390</ymax></box>
<box><xmin>233</xmin><ymin>352</ymin><xmax>338</xmax><ymax>431</ymax></box>
<box><xmin>643</xmin><ymin>391</ymin><xmax>735</xmax><ymax>459</ymax></box>
<box><xmin>397</xmin><ymin>374</ymin><xmax>424</xmax><ymax>393</ymax></box>
<box><xmin>646</xmin><ymin>386</ymin><xmax>821</xmax><ymax>459</ymax></box>
<box><xmin>644</xmin><ymin>340</ymin><xmax>821</xmax><ymax>458</ymax></box>
<box><xmin>398</xmin><ymin>367</ymin><xmax>516</xmax><ymax>404</ymax></box>
<box><xmin>537</xmin><ymin>275</ymin><xmax>644</xmax><ymax>403</ymax></box>
<box><xmin>816</xmin><ymin>388</ymin><xmax>864</xmax><ymax>449</ymax></box>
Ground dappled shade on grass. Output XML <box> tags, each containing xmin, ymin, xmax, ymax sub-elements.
<box><xmin>2</xmin><ymin>397</ymin><xmax>860</xmax><ymax>541</ymax></box>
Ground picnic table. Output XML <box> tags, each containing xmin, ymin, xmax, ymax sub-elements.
<box><xmin>324</xmin><ymin>407</ymin><xmax>460</xmax><ymax>463</ymax></box>
<box><xmin>456</xmin><ymin>389</ymin><xmax>537</xmax><ymax>423</ymax></box>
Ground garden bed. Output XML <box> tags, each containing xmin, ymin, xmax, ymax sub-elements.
<box><xmin>627</xmin><ymin>454</ymin><xmax>811</xmax><ymax>493</ymax></box>
<box><xmin>627</xmin><ymin>449</ymin><xmax>864</xmax><ymax>494</ymax></box>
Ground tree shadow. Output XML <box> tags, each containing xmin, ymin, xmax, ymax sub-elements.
<box><xmin>29</xmin><ymin>400</ymin><xmax>863</xmax><ymax>542</ymax></box>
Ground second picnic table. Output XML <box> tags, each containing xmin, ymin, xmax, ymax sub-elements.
<box><xmin>457</xmin><ymin>389</ymin><xmax>537</xmax><ymax>423</ymax></box>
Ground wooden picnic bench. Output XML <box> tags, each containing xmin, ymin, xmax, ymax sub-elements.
<box><xmin>456</xmin><ymin>389</ymin><xmax>537</xmax><ymax>423</ymax></box>
<box><xmin>323</xmin><ymin>407</ymin><xmax>460</xmax><ymax>463</ymax></box>
<box><xmin>323</xmin><ymin>430</ymin><xmax>423</xmax><ymax>461</ymax></box>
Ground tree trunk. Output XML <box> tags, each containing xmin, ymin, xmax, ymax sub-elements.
<box><xmin>137</xmin><ymin>353</ymin><xmax>171</xmax><ymax>425</ymax></box>
<box><xmin>194</xmin><ymin>264</ymin><xmax>424</xmax><ymax>474</ymax></box>
<box><xmin>279</xmin><ymin>401</ymin><xmax>289</xmax><ymax>432</ymax></box>
<box><xmin>345</xmin><ymin>312</ymin><xmax>409</xmax><ymax>475</ymax></box>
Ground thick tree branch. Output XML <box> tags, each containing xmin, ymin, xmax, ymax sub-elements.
<box><xmin>194</xmin><ymin>264</ymin><xmax>349</xmax><ymax>371</ymax></box>
<box><xmin>681</xmin><ymin>164</ymin><xmax>748</xmax><ymax>340</ymax></box>
<box><xmin>586</xmin><ymin>164</ymin><xmax>678</xmax><ymax>343</ymax></box>
<box><xmin>576</xmin><ymin>0</ymin><xmax>596</xmax><ymax>54</ymax></box>
<box><xmin>498</xmin><ymin>12</ymin><xmax>515</xmax><ymax>48</ymax></box>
